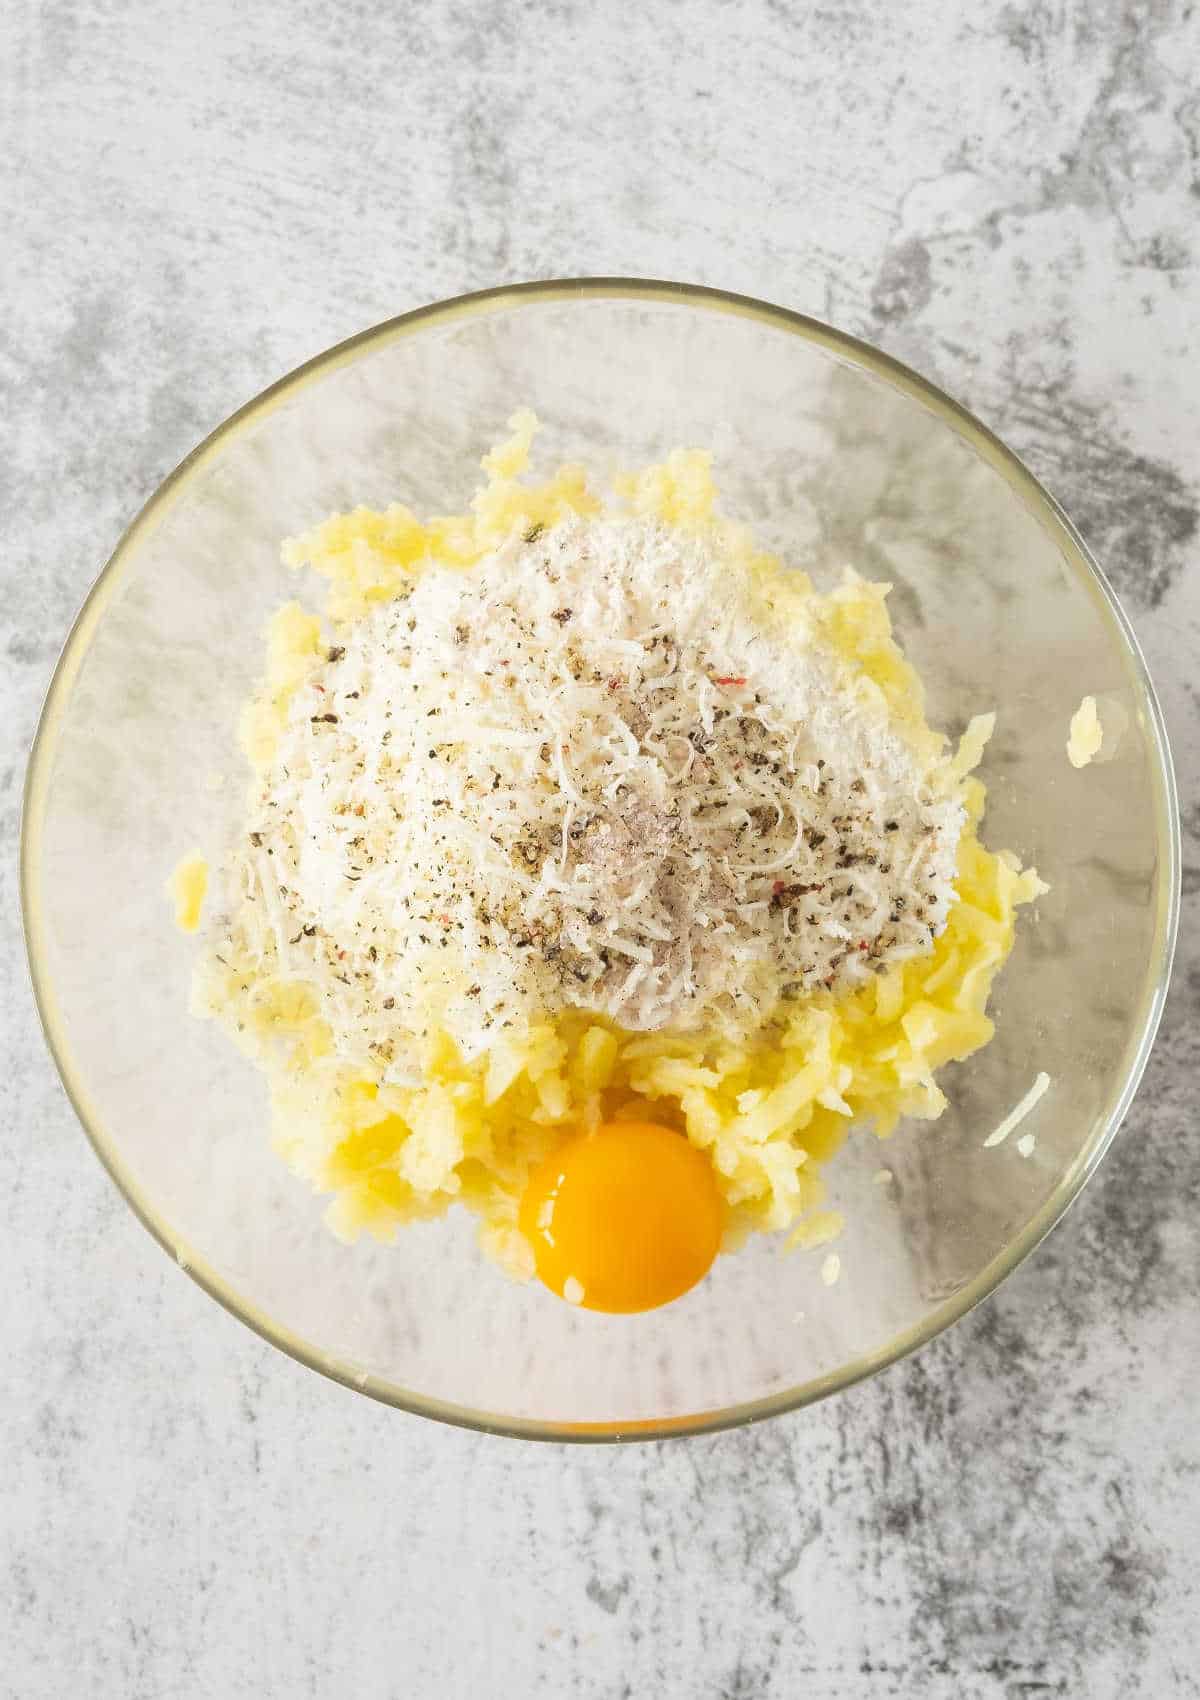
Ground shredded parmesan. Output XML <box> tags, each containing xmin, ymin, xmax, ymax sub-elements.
<box><xmin>211</xmin><ymin>517</ymin><xmax>967</xmax><ymax>1079</ymax></box>
<box><xmin>820</xmin><ymin>1253</ymin><xmax>841</xmax><ymax>1287</ymax></box>
<box><xmin>984</xmin><ymin>1071</ymin><xmax>1051</xmax><ymax>1148</ymax></box>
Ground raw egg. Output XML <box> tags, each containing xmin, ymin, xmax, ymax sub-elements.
<box><xmin>519</xmin><ymin>1120</ymin><xmax>724</xmax><ymax>1313</ymax></box>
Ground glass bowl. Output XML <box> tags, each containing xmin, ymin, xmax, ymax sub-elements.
<box><xmin>21</xmin><ymin>281</ymin><xmax>1179</xmax><ymax>1440</ymax></box>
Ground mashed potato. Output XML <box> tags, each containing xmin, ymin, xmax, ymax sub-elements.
<box><xmin>188</xmin><ymin>414</ymin><xmax>1044</xmax><ymax>1278</ymax></box>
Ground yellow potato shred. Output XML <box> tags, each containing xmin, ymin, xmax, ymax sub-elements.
<box><xmin>192</xmin><ymin>414</ymin><xmax>1045</xmax><ymax>1275</ymax></box>
<box><xmin>168</xmin><ymin>851</ymin><xmax>209</xmax><ymax>934</ymax></box>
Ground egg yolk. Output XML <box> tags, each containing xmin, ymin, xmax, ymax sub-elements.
<box><xmin>519</xmin><ymin>1120</ymin><xmax>724</xmax><ymax>1314</ymax></box>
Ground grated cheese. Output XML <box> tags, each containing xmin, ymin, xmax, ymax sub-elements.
<box><xmin>983</xmin><ymin>1071</ymin><xmax>1051</xmax><ymax>1148</ymax></box>
<box><xmin>212</xmin><ymin>517</ymin><xmax>967</xmax><ymax>1080</ymax></box>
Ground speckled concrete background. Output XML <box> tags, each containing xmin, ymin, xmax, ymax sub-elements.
<box><xmin>4</xmin><ymin>2</ymin><xmax>1198</xmax><ymax>1695</ymax></box>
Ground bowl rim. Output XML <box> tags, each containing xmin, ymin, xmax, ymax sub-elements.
<box><xmin>21</xmin><ymin>276</ymin><xmax>1182</xmax><ymax>1443</ymax></box>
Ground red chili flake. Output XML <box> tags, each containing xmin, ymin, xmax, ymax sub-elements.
<box><xmin>713</xmin><ymin>675</ymin><xmax>747</xmax><ymax>687</ymax></box>
<box><xmin>857</xmin><ymin>940</ymin><xmax>869</xmax><ymax>951</ymax></box>
<box><xmin>438</xmin><ymin>913</ymin><xmax>451</xmax><ymax>926</ymax></box>
<box><xmin>772</xmin><ymin>880</ymin><xmax>787</xmax><ymax>895</ymax></box>
<box><xmin>608</xmin><ymin>676</ymin><xmax>622</xmax><ymax>691</ymax></box>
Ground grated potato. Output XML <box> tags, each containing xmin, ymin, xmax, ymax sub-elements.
<box><xmin>1067</xmin><ymin>694</ymin><xmax>1103</xmax><ymax>768</ymax></box>
<box><xmin>187</xmin><ymin>414</ymin><xmax>1045</xmax><ymax>1272</ymax></box>
<box><xmin>167</xmin><ymin>851</ymin><xmax>208</xmax><ymax>934</ymax></box>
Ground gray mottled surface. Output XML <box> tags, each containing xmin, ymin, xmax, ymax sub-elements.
<box><xmin>3</xmin><ymin>1</ymin><xmax>1198</xmax><ymax>1695</ymax></box>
